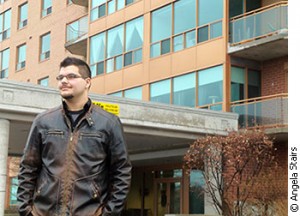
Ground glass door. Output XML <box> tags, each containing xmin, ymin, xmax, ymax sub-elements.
<box><xmin>155</xmin><ymin>180</ymin><xmax>181</xmax><ymax>216</ymax></box>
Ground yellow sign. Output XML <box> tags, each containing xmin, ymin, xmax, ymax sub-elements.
<box><xmin>92</xmin><ymin>101</ymin><xmax>120</xmax><ymax>116</ymax></box>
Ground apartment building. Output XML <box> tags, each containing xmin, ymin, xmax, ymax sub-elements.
<box><xmin>1</xmin><ymin>0</ymin><xmax>288</xmax><ymax>215</ymax></box>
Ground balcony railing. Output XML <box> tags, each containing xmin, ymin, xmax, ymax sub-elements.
<box><xmin>66</xmin><ymin>16</ymin><xmax>88</xmax><ymax>44</ymax></box>
<box><xmin>230</xmin><ymin>94</ymin><xmax>288</xmax><ymax>128</ymax></box>
<box><xmin>229</xmin><ymin>1</ymin><xmax>288</xmax><ymax>45</ymax></box>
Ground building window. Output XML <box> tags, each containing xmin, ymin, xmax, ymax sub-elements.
<box><xmin>89</xmin><ymin>16</ymin><xmax>143</xmax><ymax>76</ymax></box>
<box><xmin>91</xmin><ymin>0</ymin><xmax>106</xmax><ymax>21</ymax></box>
<box><xmin>230</xmin><ymin>66</ymin><xmax>261</xmax><ymax>127</ymax></box>
<box><xmin>18</xmin><ymin>3</ymin><xmax>28</xmax><ymax>29</ymax></box>
<box><xmin>173</xmin><ymin>73</ymin><xmax>196</xmax><ymax>107</ymax></box>
<box><xmin>67</xmin><ymin>0</ymin><xmax>73</xmax><ymax>5</ymax></box>
<box><xmin>150</xmin><ymin>5</ymin><xmax>171</xmax><ymax>58</ymax></box>
<box><xmin>90</xmin><ymin>32</ymin><xmax>106</xmax><ymax>77</ymax></box>
<box><xmin>231</xmin><ymin>66</ymin><xmax>245</xmax><ymax>102</ymax></box>
<box><xmin>107</xmin><ymin>24</ymin><xmax>124</xmax><ymax>73</ymax></box>
<box><xmin>173</xmin><ymin>0</ymin><xmax>196</xmax><ymax>52</ymax></box>
<box><xmin>109</xmin><ymin>91</ymin><xmax>122</xmax><ymax>97</ymax></box>
<box><xmin>248</xmin><ymin>70</ymin><xmax>261</xmax><ymax>98</ymax></box>
<box><xmin>229</xmin><ymin>0</ymin><xmax>261</xmax><ymax>18</ymax></box>
<box><xmin>42</xmin><ymin>0</ymin><xmax>52</xmax><ymax>17</ymax></box>
<box><xmin>16</xmin><ymin>44</ymin><xmax>26</xmax><ymax>71</ymax></box>
<box><xmin>150</xmin><ymin>79</ymin><xmax>171</xmax><ymax>105</ymax></box>
<box><xmin>38</xmin><ymin>77</ymin><xmax>49</xmax><ymax>86</ymax></box>
<box><xmin>124</xmin><ymin>87</ymin><xmax>142</xmax><ymax>100</ymax></box>
<box><xmin>10</xmin><ymin>177</ymin><xmax>18</xmax><ymax>206</ymax></box>
<box><xmin>198</xmin><ymin>65</ymin><xmax>223</xmax><ymax>110</ymax></box>
<box><xmin>40</xmin><ymin>32</ymin><xmax>51</xmax><ymax>61</ymax></box>
<box><xmin>0</xmin><ymin>9</ymin><xmax>11</xmax><ymax>41</ymax></box>
<box><xmin>151</xmin><ymin>0</ymin><xmax>223</xmax><ymax>58</ymax></box>
<box><xmin>124</xmin><ymin>17</ymin><xmax>143</xmax><ymax>66</ymax></box>
<box><xmin>0</xmin><ymin>0</ymin><xmax>8</xmax><ymax>4</ymax></box>
<box><xmin>90</xmin><ymin>0</ymin><xmax>139</xmax><ymax>21</ymax></box>
<box><xmin>197</xmin><ymin>0</ymin><xmax>223</xmax><ymax>43</ymax></box>
<box><xmin>0</xmin><ymin>48</ymin><xmax>9</xmax><ymax>78</ymax></box>
<box><xmin>149</xmin><ymin>65</ymin><xmax>223</xmax><ymax>109</ymax></box>
<box><xmin>189</xmin><ymin>170</ymin><xmax>205</xmax><ymax>214</ymax></box>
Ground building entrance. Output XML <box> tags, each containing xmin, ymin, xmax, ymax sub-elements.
<box><xmin>154</xmin><ymin>173</ymin><xmax>182</xmax><ymax>216</ymax></box>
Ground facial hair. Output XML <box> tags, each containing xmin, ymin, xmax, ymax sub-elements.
<box><xmin>62</xmin><ymin>94</ymin><xmax>74</xmax><ymax>100</ymax></box>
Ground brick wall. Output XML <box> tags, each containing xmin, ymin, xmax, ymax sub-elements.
<box><xmin>261</xmin><ymin>56</ymin><xmax>288</xmax><ymax>96</ymax></box>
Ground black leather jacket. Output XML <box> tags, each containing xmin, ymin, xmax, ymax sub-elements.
<box><xmin>17</xmin><ymin>99</ymin><xmax>132</xmax><ymax>216</ymax></box>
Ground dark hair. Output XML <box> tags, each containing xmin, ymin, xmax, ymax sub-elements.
<box><xmin>60</xmin><ymin>57</ymin><xmax>91</xmax><ymax>78</ymax></box>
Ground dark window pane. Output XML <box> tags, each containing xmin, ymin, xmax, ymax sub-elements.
<box><xmin>99</xmin><ymin>4</ymin><xmax>106</xmax><ymax>18</ymax></box>
<box><xmin>197</xmin><ymin>26</ymin><xmax>209</xmax><ymax>43</ymax></box>
<box><xmin>246</xmin><ymin>0</ymin><xmax>260</xmax><ymax>12</ymax></box>
<box><xmin>97</xmin><ymin>62</ymin><xmax>104</xmax><ymax>75</ymax></box>
<box><xmin>124</xmin><ymin>52</ymin><xmax>133</xmax><ymax>66</ymax></box>
<box><xmin>161</xmin><ymin>39</ymin><xmax>170</xmax><ymax>55</ymax></box>
<box><xmin>126</xmin><ymin>0</ymin><xmax>134</xmax><ymax>5</ymax></box>
<box><xmin>229</xmin><ymin>0</ymin><xmax>243</xmax><ymax>18</ymax></box>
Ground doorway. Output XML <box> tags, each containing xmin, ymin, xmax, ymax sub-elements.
<box><xmin>154</xmin><ymin>178</ymin><xmax>182</xmax><ymax>216</ymax></box>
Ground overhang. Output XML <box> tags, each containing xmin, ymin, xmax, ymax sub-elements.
<box><xmin>0</xmin><ymin>79</ymin><xmax>238</xmax><ymax>167</ymax></box>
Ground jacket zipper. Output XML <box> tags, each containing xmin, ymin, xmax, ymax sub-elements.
<box><xmin>61</xmin><ymin>112</ymin><xmax>90</xmax><ymax>215</ymax></box>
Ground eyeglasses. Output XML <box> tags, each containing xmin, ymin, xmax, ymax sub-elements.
<box><xmin>56</xmin><ymin>73</ymin><xmax>84</xmax><ymax>81</ymax></box>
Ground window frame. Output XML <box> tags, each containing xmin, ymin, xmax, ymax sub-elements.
<box><xmin>16</xmin><ymin>43</ymin><xmax>27</xmax><ymax>71</ymax></box>
<box><xmin>40</xmin><ymin>32</ymin><xmax>51</xmax><ymax>62</ymax></box>
<box><xmin>18</xmin><ymin>2</ymin><xmax>28</xmax><ymax>30</ymax></box>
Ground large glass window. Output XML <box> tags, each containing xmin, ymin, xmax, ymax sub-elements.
<box><xmin>174</xmin><ymin>0</ymin><xmax>196</xmax><ymax>35</ymax></box>
<box><xmin>0</xmin><ymin>9</ymin><xmax>11</xmax><ymax>41</ymax></box>
<box><xmin>231</xmin><ymin>66</ymin><xmax>245</xmax><ymax>101</ymax></box>
<box><xmin>0</xmin><ymin>48</ymin><xmax>9</xmax><ymax>78</ymax></box>
<box><xmin>198</xmin><ymin>65</ymin><xmax>223</xmax><ymax>110</ymax></box>
<box><xmin>89</xmin><ymin>16</ymin><xmax>143</xmax><ymax>76</ymax></box>
<box><xmin>198</xmin><ymin>0</ymin><xmax>223</xmax><ymax>26</ymax></box>
<box><xmin>91</xmin><ymin>0</ymin><xmax>139</xmax><ymax>21</ymax></box>
<box><xmin>173</xmin><ymin>73</ymin><xmax>196</xmax><ymax>107</ymax></box>
<box><xmin>125</xmin><ymin>17</ymin><xmax>143</xmax><ymax>66</ymax></box>
<box><xmin>150</xmin><ymin>79</ymin><xmax>171</xmax><ymax>104</ymax></box>
<box><xmin>151</xmin><ymin>0</ymin><xmax>223</xmax><ymax>57</ymax></box>
<box><xmin>151</xmin><ymin>5</ymin><xmax>172</xmax><ymax>57</ymax></box>
<box><xmin>189</xmin><ymin>170</ymin><xmax>205</xmax><ymax>214</ymax></box>
<box><xmin>18</xmin><ymin>3</ymin><xmax>28</xmax><ymax>29</ymax></box>
<box><xmin>90</xmin><ymin>32</ymin><xmax>106</xmax><ymax>77</ymax></box>
<box><xmin>16</xmin><ymin>44</ymin><xmax>26</xmax><ymax>71</ymax></box>
<box><xmin>40</xmin><ymin>32</ymin><xmax>51</xmax><ymax>61</ymax></box>
<box><xmin>42</xmin><ymin>0</ymin><xmax>52</xmax><ymax>17</ymax></box>
<box><xmin>106</xmin><ymin>25</ymin><xmax>123</xmax><ymax>73</ymax></box>
<box><xmin>124</xmin><ymin>86</ymin><xmax>142</xmax><ymax>100</ymax></box>
<box><xmin>198</xmin><ymin>0</ymin><xmax>223</xmax><ymax>43</ymax></box>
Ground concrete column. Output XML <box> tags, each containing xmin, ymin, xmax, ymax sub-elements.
<box><xmin>0</xmin><ymin>119</ymin><xmax>9</xmax><ymax>216</ymax></box>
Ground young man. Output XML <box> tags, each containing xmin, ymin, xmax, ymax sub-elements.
<box><xmin>17</xmin><ymin>57</ymin><xmax>131</xmax><ymax>216</ymax></box>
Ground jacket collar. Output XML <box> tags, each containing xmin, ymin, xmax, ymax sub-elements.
<box><xmin>62</xmin><ymin>98</ymin><xmax>94</xmax><ymax>128</ymax></box>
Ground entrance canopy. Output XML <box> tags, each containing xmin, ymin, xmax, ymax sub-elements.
<box><xmin>0</xmin><ymin>79</ymin><xmax>238</xmax><ymax>167</ymax></box>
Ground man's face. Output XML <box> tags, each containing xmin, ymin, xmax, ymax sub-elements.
<box><xmin>57</xmin><ymin>65</ymin><xmax>90</xmax><ymax>100</ymax></box>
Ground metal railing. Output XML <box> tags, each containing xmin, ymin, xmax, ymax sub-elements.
<box><xmin>66</xmin><ymin>16</ymin><xmax>88</xmax><ymax>44</ymax></box>
<box><xmin>230</xmin><ymin>93</ymin><xmax>288</xmax><ymax>128</ymax></box>
<box><xmin>229</xmin><ymin>1</ymin><xmax>288</xmax><ymax>45</ymax></box>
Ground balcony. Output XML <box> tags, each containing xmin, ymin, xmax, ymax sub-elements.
<box><xmin>71</xmin><ymin>0</ymin><xmax>88</xmax><ymax>7</ymax></box>
<box><xmin>65</xmin><ymin>16</ymin><xmax>88</xmax><ymax>56</ymax></box>
<box><xmin>228</xmin><ymin>1</ymin><xmax>288</xmax><ymax>61</ymax></box>
<box><xmin>230</xmin><ymin>94</ymin><xmax>288</xmax><ymax>131</ymax></box>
